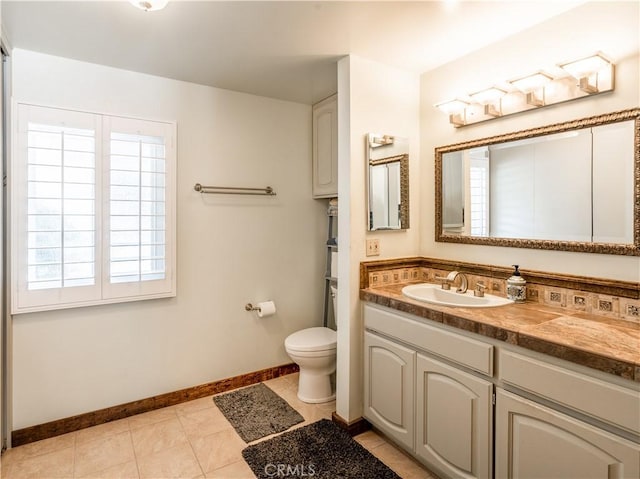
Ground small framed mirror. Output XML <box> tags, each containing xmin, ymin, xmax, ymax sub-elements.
<box><xmin>366</xmin><ymin>134</ymin><xmax>410</xmax><ymax>231</ymax></box>
<box><xmin>435</xmin><ymin>108</ymin><xmax>640</xmax><ymax>255</ymax></box>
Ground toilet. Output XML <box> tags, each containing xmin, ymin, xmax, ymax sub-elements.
<box><xmin>284</xmin><ymin>285</ymin><xmax>337</xmax><ymax>403</ymax></box>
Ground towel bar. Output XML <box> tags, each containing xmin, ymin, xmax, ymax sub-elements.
<box><xmin>194</xmin><ymin>183</ymin><xmax>276</xmax><ymax>196</ymax></box>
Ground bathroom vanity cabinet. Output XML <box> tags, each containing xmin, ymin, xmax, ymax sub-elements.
<box><xmin>363</xmin><ymin>303</ymin><xmax>640</xmax><ymax>479</ymax></box>
<box><xmin>364</xmin><ymin>331</ymin><xmax>415</xmax><ymax>450</ymax></box>
<box><xmin>415</xmin><ymin>353</ymin><xmax>492</xmax><ymax>478</ymax></box>
<box><xmin>312</xmin><ymin>94</ymin><xmax>338</xmax><ymax>198</ymax></box>
<box><xmin>496</xmin><ymin>389</ymin><xmax>638</xmax><ymax>478</ymax></box>
<box><xmin>364</xmin><ymin>304</ymin><xmax>493</xmax><ymax>479</ymax></box>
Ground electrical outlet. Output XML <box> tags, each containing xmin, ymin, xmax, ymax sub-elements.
<box><xmin>366</xmin><ymin>238</ymin><xmax>380</xmax><ymax>256</ymax></box>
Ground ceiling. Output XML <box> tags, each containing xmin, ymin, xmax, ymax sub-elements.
<box><xmin>1</xmin><ymin>0</ymin><xmax>586</xmax><ymax>104</ymax></box>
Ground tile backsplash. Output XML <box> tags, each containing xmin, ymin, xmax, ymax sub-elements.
<box><xmin>369</xmin><ymin>268</ymin><xmax>420</xmax><ymax>288</ymax></box>
<box><xmin>363</xmin><ymin>259</ymin><xmax>640</xmax><ymax>325</ymax></box>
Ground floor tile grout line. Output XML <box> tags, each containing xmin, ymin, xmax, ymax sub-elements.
<box><xmin>74</xmin><ymin>419</ymin><xmax>130</xmax><ymax>448</ymax></box>
<box><xmin>67</xmin><ymin>431</ymin><xmax>77</xmax><ymax>479</ymax></box>
<box><xmin>182</xmin><ymin>398</ymin><xmax>233</xmax><ymax>477</ymax></box>
<box><xmin>70</xmin><ymin>434</ymin><xmax>77</xmax><ymax>479</ymax></box>
<box><xmin>185</xmin><ymin>439</ymin><xmax>206</xmax><ymax>478</ymax></box>
<box><xmin>128</xmin><ymin>428</ymin><xmax>143</xmax><ymax>479</ymax></box>
<box><xmin>2</xmin><ymin>445</ymin><xmax>73</xmax><ymax>479</ymax></box>
<box><xmin>132</xmin><ymin>415</ymin><xmax>193</xmax><ymax>461</ymax></box>
<box><xmin>3</xmin><ymin>430</ymin><xmax>78</xmax><ymax>464</ymax></box>
<box><xmin>74</xmin><ymin>430</ymin><xmax>137</xmax><ymax>479</ymax></box>
<box><xmin>174</xmin><ymin>403</ymin><xmax>206</xmax><ymax>479</ymax></box>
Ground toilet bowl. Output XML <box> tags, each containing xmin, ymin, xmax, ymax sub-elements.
<box><xmin>284</xmin><ymin>285</ymin><xmax>337</xmax><ymax>403</ymax></box>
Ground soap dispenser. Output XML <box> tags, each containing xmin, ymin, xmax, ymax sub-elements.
<box><xmin>507</xmin><ymin>265</ymin><xmax>526</xmax><ymax>303</ymax></box>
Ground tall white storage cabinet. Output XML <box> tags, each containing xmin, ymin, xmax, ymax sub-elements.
<box><xmin>312</xmin><ymin>94</ymin><xmax>338</xmax><ymax>198</ymax></box>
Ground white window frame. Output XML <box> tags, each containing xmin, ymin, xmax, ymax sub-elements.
<box><xmin>11</xmin><ymin>103</ymin><xmax>176</xmax><ymax>314</ymax></box>
<box><xmin>469</xmin><ymin>157</ymin><xmax>490</xmax><ymax>237</ymax></box>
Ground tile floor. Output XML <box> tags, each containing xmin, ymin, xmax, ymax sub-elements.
<box><xmin>0</xmin><ymin>373</ymin><xmax>437</xmax><ymax>479</ymax></box>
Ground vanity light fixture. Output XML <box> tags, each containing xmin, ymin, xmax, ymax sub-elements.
<box><xmin>435</xmin><ymin>52</ymin><xmax>615</xmax><ymax>128</ymax></box>
<box><xmin>129</xmin><ymin>0</ymin><xmax>169</xmax><ymax>11</ymax></box>
<box><xmin>435</xmin><ymin>99</ymin><xmax>469</xmax><ymax>126</ymax></box>
<box><xmin>469</xmin><ymin>87</ymin><xmax>506</xmax><ymax>104</ymax></box>
<box><xmin>469</xmin><ymin>87</ymin><xmax>507</xmax><ymax>117</ymax></box>
<box><xmin>435</xmin><ymin>99</ymin><xmax>469</xmax><ymax>114</ymax></box>
<box><xmin>559</xmin><ymin>52</ymin><xmax>613</xmax><ymax>94</ymax></box>
<box><xmin>370</xmin><ymin>135</ymin><xmax>395</xmax><ymax>147</ymax></box>
<box><xmin>509</xmin><ymin>72</ymin><xmax>553</xmax><ymax>107</ymax></box>
<box><xmin>509</xmin><ymin>72</ymin><xmax>553</xmax><ymax>93</ymax></box>
<box><xmin>560</xmin><ymin>53</ymin><xmax>610</xmax><ymax>78</ymax></box>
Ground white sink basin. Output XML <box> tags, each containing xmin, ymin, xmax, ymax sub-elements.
<box><xmin>401</xmin><ymin>283</ymin><xmax>513</xmax><ymax>308</ymax></box>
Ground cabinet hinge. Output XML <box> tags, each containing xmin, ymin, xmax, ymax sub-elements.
<box><xmin>492</xmin><ymin>393</ymin><xmax>496</xmax><ymax>405</ymax></box>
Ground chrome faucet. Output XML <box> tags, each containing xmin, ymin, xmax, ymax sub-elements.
<box><xmin>446</xmin><ymin>271</ymin><xmax>468</xmax><ymax>293</ymax></box>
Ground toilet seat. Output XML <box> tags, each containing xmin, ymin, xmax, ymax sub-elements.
<box><xmin>285</xmin><ymin>327</ymin><xmax>336</xmax><ymax>352</ymax></box>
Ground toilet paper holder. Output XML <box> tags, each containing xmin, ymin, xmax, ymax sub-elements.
<box><xmin>245</xmin><ymin>300</ymin><xmax>277</xmax><ymax>318</ymax></box>
<box><xmin>245</xmin><ymin>303</ymin><xmax>261</xmax><ymax>312</ymax></box>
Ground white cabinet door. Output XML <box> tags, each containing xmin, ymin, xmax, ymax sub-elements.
<box><xmin>312</xmin><ymin>94</ymin><xmax>338</xmax><ymax>198</ymax></box>
<box><xmin>416</xmin><ymin>353</ymin><xmax>493</xmax><ymax>479</ymax></box>
<box><xmin>496</xmin><ymin>388</ymin><xmax>640</xmax><ymax>479</ymax></box>
<box><xmin>364</xmin><ymin>331</ymin><xmax>415</xmax><ymax>451</ymax></box>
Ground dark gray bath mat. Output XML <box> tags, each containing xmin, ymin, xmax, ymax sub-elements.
<box><xmin>213</xmin><ymin>382</ymin><xmax>304</xmax><ymax>442</ymax></box>
<box><xmin>242</xmin><ymin>419</ymin><xmax>400</xmax><ymax>479</ymax></box>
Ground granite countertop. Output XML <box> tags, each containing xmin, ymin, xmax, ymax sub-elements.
<box><xmin>361</xmin><ymin>284</ymin><xmax>640</xmax><ymax>383</ymax></box>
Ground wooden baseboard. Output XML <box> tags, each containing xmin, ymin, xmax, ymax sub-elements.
<box><xmin>12</xmin><ymin>363</ymin><xmax>299</xmax><ymax>447</ymax></box>
<box><xmin>331</xmin><ymin>412</ymin><xmax>371</xmax><ymax>437</ymax></box>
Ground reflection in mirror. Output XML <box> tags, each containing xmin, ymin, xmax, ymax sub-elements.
<box><xmin>367</xmin><ymin>134</ymin><xmax>409</xmax><ymax>231</ymax></box>
<box><xmin>442</xmin><ymin>150</ymin><xmax>464</xmax><ymax>229</ymax></box>
<box><xmin>435</xmin><ymin>109</ymin><xmax>640</xmax><ymax>255</ymax></box>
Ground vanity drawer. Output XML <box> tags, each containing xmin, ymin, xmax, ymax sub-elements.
<box><xmin>364</xmin><ymin>304</ymin><xmax>493</xmax><ymax>376</ymax></box>
<box><xmin>499</xmin><ymin>350</ymin><xmax>640</xmax><ymax>435</ymax></box>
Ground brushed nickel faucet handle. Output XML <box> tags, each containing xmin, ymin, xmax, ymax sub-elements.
<box><xmin>474</xmin><ymin>281</ymin><xmax>486</xmax><ymax>297</ymax></box>
<box><xmin>434</xmin><ymin>275</ymin><xmax>451</xmax><ymax>290</ymax></box>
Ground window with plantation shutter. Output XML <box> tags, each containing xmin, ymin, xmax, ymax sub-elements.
<box><xmin>28</xmin><ymin>123</ymin><xmax>97</xmax><ymax>289</ymax></box>
<box><xmin>13</xmin><ymin>104</ymin><xmax>176</xmax><ymax>313</ymax></box>
<box><xmin>469</xmin><ymin>157</ymin><xmax>490</xmax><ymax>237</ymax></box>
<box><xmin>102</xmin><ymin>115</ymin><xmax>173</xmax><ymax>300</ymax></box>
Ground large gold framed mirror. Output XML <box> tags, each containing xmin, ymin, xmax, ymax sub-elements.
<box><xmin>435</xmin><ymin>108</ymin><xmax>640</xmax><ymax>255</ymax></box>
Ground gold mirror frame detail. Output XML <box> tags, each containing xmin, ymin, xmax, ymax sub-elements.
<box><xmin>435</xmin><ymin>108</ymin><xmax>640</xmax><ymax>256</ymax></box>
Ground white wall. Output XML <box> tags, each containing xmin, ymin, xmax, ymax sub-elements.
<box><xmin>336</xmin><ymin>55</ymin><xmax>420</xmax><ymax>422</ymax></box>
<box><xmin>420</xmin><ymin>1</ymin><xmax>640</xmax><ymax>281</ymax></box>
<box><xmin>10</xmin><ymin>49</ymin><xmax>327</xmax><ymax>429</ymax></box>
